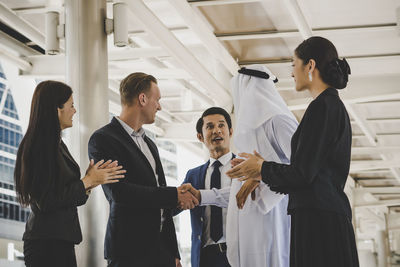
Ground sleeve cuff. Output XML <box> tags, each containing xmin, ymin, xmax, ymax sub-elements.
<box><xmin>77</xmin><ymin>180</ymin><xmax>89</xmax><ymax>205</ymax></box>
<box><xmin>200</xmin><ymin>189</ymin><xmax>216</xmax><ymax>206</ymax></box>
<box><xmin>159</xmin><ymin>186</ymin><xmax>178</xmax><ymax>208</ymax></box>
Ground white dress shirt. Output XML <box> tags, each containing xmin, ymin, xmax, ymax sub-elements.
<box><xmin>200</xmin><ymin>151</ymin><xmax>233</xmax><ymax>247</ymax></box>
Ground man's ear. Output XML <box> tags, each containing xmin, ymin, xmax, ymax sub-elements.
<box><xmin>229</xmin><ymin>127</ymin><xmax>233</xmax><ymax>137</ymax></box>
<box><xmin>138</xmin><ymin>93</ymin><xmax>147</xmax><ymax>106</ymax></box>
<box><xmin>197</xmin><ymin>133</ymin><xmax>204</xmax><ymax>143</ymax></box>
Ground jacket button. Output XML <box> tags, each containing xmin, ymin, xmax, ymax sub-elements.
<box><xmin>198</xmin><ymin>235</ymin><xmax>201</xmax><ymax>240</ymax></box>
<box><xmin>200</xmin><ymin>217</ymin><xmax>203</xmax><ymax>222</ymax></box>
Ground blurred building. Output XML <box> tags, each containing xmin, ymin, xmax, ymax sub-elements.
<box><xmin>0</xmin><ymin>63</ymin><xmax>28</xmax><ymax>264</ymax></box>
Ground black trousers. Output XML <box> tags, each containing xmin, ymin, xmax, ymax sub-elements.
<box><xmin>199</xmin><ymin>244</ymin><xmax>230</xmax><ymax>267</ymax></box>
<box><xmin>107</xmin><ymin>234</ymin><xmax>175</xmax><ymax>267</ymax></box>
<box><xmin>290</xmin><ymin>209</ymin><xmax>359</xmax><ymax>267</ymax></box>
<box><xmin>24</xmin><ymin>239</ymin><xmax>76</xmax><ymax>267</ymax></box>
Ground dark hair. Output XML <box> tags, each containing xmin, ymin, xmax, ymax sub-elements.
<box><xmin>119</xmin><ymin>72</ymin><xmax>157</xmax><ymax>106</ymax></box>
<box><xmin>295</xmin><ymin>36</ymin><xmax>351</xmax><ymax>89</ymax></box>
<box><xmin>196</xmin><ymin>107</ymin><xmax>232</xmax><ymax>135</ymax></box>
<box><xmin>14</xmin><ymin>80</ymin><xmax>72</xmax><ymax>206</ymax></box>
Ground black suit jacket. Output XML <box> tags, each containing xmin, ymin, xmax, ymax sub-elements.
<box><xmin>23</xmin><ymin>141</ymin><xmax>88</xmax><ymax>244</ymax></box>
<box><xmin>88</xmin><ymin>118</ymin><xmax>179</xmax><ymax>264</ymax></box>
<box><xmin>261</xmin><ymin>88</ymin><xmax>353</xmax><ymax>218</ymax></box>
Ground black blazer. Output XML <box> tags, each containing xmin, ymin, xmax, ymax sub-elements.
<box><xmin>23</xmin><ymin>141</ymin><xmax>88</xmax><ymax>244</ymax></box>
<box><xmin>261</xmin><ymin>88</ymin><xmax>353</xmax><ymax>218</ymax></box>
<box><xmin>88</xmin><ymin>118</ymin><xmax>179</xmax><ymax>264</ymax></box>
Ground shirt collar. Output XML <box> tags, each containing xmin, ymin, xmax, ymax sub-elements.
<box><xmin>115</xmin><ymin>116</ymin><xmax>145</xmax><ymax>138</ymax></box>
<box><xmin>209</xmin><ymin>151</ymin><xmax>232</xmax><ymax>167</ymax></box>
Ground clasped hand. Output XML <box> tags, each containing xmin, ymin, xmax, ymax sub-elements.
<box><xmin>227</xmin><ymin>151</ymin><xmax>265</xmax><ymax>209</ymax></box>
<box><xmin>83</xmin><ymin>159</ymin><xmax>126</xmax><ymax>190</ymax></box>
<box><xmin>177</xmin><ymin>183</ymin><xmax>200</xmax><ymax>210</ymax></box>
<box><xmin>226</xmin><ymin>150</ymin><xmax>264</xmax><ymax>181</ymax></box>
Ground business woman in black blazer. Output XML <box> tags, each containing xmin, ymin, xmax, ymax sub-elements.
<box><xmin>227</xmin><ymin>37</ymin><xmax>359</xmax><ymax>267</ymax></box>
<box><xmin>14</xmin><ymin>80</ymin><xmax>125</xmax><ymax>267</ymax></box>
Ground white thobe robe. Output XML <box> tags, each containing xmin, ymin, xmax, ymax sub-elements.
<box><xmin>227</xmin><ymin>65</ymin><xmax>298</xmax><ymax>267</ymax></box>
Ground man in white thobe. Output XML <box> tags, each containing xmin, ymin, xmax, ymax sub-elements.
<box><xmin>194</xmin><ymin>65</ymin><xmax>298</xmax><ymax>267</ymax></box>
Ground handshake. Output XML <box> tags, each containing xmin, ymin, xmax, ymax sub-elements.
<box><xmin>177</xmin><ymin>183</ymin><xmax>201</xmax><ymax>210</ymax></box>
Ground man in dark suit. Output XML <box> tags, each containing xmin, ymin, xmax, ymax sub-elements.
<box><xmin>88</xmin><ymin>72</ymin><xmax>198</xmax><ymax>267</ymax></box>
<box><xmin>177</xmin><ymin>107</ymin><xmax>234</xmax><ymax>267</ymax></box>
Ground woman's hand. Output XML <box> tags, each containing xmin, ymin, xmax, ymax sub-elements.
<box><xmin>236</xmin><ymin>178</ymin><xmax>261</xmax><ymax>209</ymax></box>
<box><xmin>82</xmin><ymin>159</ymin><xmax>126</xmax><ymax>190</ymax></box>
<box><xmin>231</xmin><ymin>157</ymin><xmax>245</xmax><ymax>168</ymax></box>
<box><xmin>97</xmin><ymin>159</ymin><xmax>119</xmax><ymax>169</ymax></box>
<box><xmin>226</xmin><ymin>151</ymin><xmax>265</xmax><ymax>181</ymax></box>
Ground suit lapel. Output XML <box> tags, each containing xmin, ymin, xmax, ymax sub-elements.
<box><xmin>111</xmin><ymin>118</ymin><xmax>158</xmax><ymax>185</ymax></box>
<box><xmin>198</xmin><ymin>161</ymin><xmax>209</xmax><ymax>218</ymax></box>
<box><xmin>144</xmin><ymin>136</ymin><xmax>166</xmax><ymax>186</ymax></box>
<box><xmin>199</xmin><ymin>160</ymin><xmax>209</xmax><ymax>190</ymax></box>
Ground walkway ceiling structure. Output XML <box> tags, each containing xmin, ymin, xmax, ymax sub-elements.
<box><xmin>0</xmin><ymin>0</ymin><xmax>400</xmax><ymax>255</ymax></box>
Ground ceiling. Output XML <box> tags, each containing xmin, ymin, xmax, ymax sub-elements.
<box><xmin>0</xmin><ymin>0</ymin><xmax>400</xmax><ymax>256</ymax></box>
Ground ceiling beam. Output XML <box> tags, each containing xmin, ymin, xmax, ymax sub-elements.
<box><xmin>12</xmin><ymin>6</ymin><xmax>47</xmax><ymax>15</ymax></box>
<box><xmin>20</xmin><ymin>55</ymin><xmax>192</xmax><ymax>80</ymax></box>
<box><xmin>0</xmin><ymin>2</ymin><xmax>45</xmax><ymax>48</ymax></box>
<box><xmin>345</xmin><ymin>104</ymin><xmax>377</xmax><ymax>145</ymax></box>
<box><xmin>280</xmin><ymin>0</ymin><xmax>312</xmax><ymax>39</ymax></box>
<box><xmin>168</xmin><ymin>0</ymin><xmax>239</xmax><ymax>75</ymax></box>
<box><xmin>355</xmin><ymin>199</ymin><xmax>400</xmax><ymax>209</ymax></box>
<box><xmin>109</xmin><ymin>47</ymin><xmax>169</xmax><ymax>60</ymax></box>
<box><xmin>286</xmin><ymin>79</ymin><xmax>400</xmax><ymax>110</ymax></box>
<box><xmin>354</xmin><ymin>188</ymin><xmax>400</xmax><ymax>208</ymax></box>
<box><xmin>352</xmin><ymin>146</ymin><xmax>400</xmax><ymax>155</ymax></box>
<box><xmin>361</xmin><ymin>187</ymin><xmax>400</xmax><ymax>194</ymax></box>
<box><xmin>0</xmin><ymin>31</ymin><xmax>41</xmax><ymax>56</ymax></box>
<box><xmin>125</xmin><ymin>0</ymin><xmax>231</xmax><ymax>108</ymax></box>
<box><xmin>350</xmin><ymin>160</ymin><xmax>400</xmax><ymax>172</ymax></box>
<box><xmin>189</xmin><ymin>0</ymin><xmax>260</xmax><ymax>7</ymax></box>
<box><xmin>345</xmin><ymin>103</ymin><xmax>400</xmax><ymax>182</ymax></box>
<box><xmin>217</xmin><ymin>24</ymin><xmax>397</xmax><ymax>41</ymax></box>
<box><xmin>108</xmin><ymin>45</ymin><xmax>206</xmax><ymax>61</ymax></box>
<box><xmin>0</xmin><ymin>47</ymin><xmax>32</xmax><ymax>71</ymax></box>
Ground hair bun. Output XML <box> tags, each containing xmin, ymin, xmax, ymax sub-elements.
<box><xmin>322</xmin><ymin>58</ymin><xmax>351</xmax><ymax>89</ymax></box>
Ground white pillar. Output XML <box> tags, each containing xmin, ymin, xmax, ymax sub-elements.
<box><xmin>376</xmin><ymin>230</ymin><xmax>390</xmax><ymax>267</ymax></box>
<box><xmin>394</xmin><ymin>231</ymin><xmax>400</xmax><ymax>253</ymax></box>
<box><xmin>65</xmin><ymin>0</ymin><xmax>109</xmax><ymax>266</ymax></box>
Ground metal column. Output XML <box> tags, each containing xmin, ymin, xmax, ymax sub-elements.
<box><xmin>65</xmin><ymin>0</ymin><xmax>109</xmax><ymax>266</ymax></box>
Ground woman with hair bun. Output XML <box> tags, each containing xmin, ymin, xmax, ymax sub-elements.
<box><xmin>227</xmin><ymin>36</ymin><xmax>359</xmax><ymax>267</ymax></box>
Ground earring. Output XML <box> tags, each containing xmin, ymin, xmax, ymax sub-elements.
<box><xmin>308</xmin><ymin>72</ymin><xmax>312</xmax><ymax>82</ymax></box>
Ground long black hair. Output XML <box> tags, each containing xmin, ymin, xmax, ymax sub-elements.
<box><xmin>14</xmin><ymin>80</ymin><xmax>72</xmax><ymax>206</ymax></box>
<box><xmin>295</xmin><ymin>36</ymin><xmax>351</xmax><ymax>89</ymax></box>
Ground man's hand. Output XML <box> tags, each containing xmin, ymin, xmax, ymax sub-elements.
<box><xmin>175</xmin><ymin>258</ymin><xmax>182</xmax><ymax>267</ymax></box>
<box><xmin>179</xmin><ymin>183</ymin><xmax>201</xmax><ymax>203</ymax></box>
<box><xmin>177</xmin><ymin>184</ymin><xmax>199</xmax><ymax>210</ymax></box>
<box><xmin>236</xmin><ymin>178</ymin><xmax>260</xmax><ymax>209</ymax></box>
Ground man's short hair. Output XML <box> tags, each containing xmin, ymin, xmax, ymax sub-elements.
<box><xmin>196</xmin><ymin>107</ymin><xmax>232</xmax><ymax>135</ymax></box>
<box><xmin>119</xmin><ymin>72</ymin><xmax>157</xmax><ymax>106</ymax></box>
